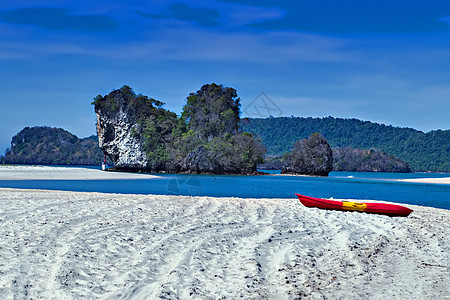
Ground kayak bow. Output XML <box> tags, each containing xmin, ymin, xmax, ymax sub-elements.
<box><xmin>295</xmin><ymin>193</ymin><xmax>413</xmax><ymax>217</ymax></box>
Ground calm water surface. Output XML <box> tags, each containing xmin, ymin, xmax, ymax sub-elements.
<box><xmin>0</xmin><ymin>167</ymin><xmax>449</xmax><ymax>209</ymax></box>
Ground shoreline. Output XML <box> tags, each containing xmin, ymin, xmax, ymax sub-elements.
<box><xmin>0</xmin><ymin>187</ymin><xmax>448</xmax><ymax>299</ymax></box>
<box><xmin>0</xmin><ymin>165</ymin><xmax>160</xmax><ymax>180</ymax></box>
<box><xmin>1</xmin><ymin>165</ymin><xmax>449</xmax><ymax>185</ymax></box>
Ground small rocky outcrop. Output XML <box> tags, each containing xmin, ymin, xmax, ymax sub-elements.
<box><xmin>282</xmin><ymin>132</ymin><xmax>333</xmax><ymax>176</ymax></box>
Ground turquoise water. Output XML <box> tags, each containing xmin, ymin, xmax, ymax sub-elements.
<box><xmin>0</xmin><ymin>167</ymin><xmax>449</xmax><ymax>209</ymax></box>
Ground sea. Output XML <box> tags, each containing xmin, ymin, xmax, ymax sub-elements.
<box><xmin>0</xmin><ymin>167</ymin><xmax>449</xmax><ymax>210</ymax></box>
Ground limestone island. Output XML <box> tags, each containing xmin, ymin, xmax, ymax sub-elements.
<box><xmin>93</xmin><ymin>84</ymin><xmax>267</xmax><ymax>175</ymax></box>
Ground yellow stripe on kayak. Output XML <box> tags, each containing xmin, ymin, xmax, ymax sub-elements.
<box><xmin>342</xmin><ymin>201</ymin><xmax>367</xmax><ymax>211</ymax></box>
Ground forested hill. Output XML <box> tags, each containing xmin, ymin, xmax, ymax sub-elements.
<box><xmin>242</xmin><ymin>117</ymin><xmax>450</xmax><ymax>172</ymax></box>
<box><xmin>1</xmin><ymin>126</ymin><xmax>105</xmax><ymax>165</ymax></box>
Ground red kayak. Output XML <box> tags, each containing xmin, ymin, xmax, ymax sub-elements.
<box><xmin>295</xmin><ymin>193</ymin><xmax>413</xmax><ymax>217</ymax></box>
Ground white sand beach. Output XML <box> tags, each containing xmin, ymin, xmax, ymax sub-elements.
<box><xmin>0</xmin><ymin>166</ymin><xmax>449</xmax><ymax>299</ymax></box>
<box><xmin>397</xmin><ymin>177</ymin><xmax>450</xmax><ymax>185</ymax></box>
<box><xmin>0</xmin><ymin>186</ymin><xmax>449</xmax><ymax>299</ymax></box>
<box><xmin>0</xmin><ymin>165</ymin><xmax>159</xmax><ymax>180</ymax></box>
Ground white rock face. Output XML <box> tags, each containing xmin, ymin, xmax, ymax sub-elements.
<box><xmin>96</xmin><ymin>105</ymin><xmax>148</xmax><ymax>169</ymax></box>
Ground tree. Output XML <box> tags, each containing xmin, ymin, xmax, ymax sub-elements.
<box><xmin>181</xmin><ymin>83</ymin><xmax>241</xmax><ymax>141</ymax></box>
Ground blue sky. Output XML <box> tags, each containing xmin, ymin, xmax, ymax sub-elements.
<box><xmin>1</xmin><ymin>1</ymin><xmax>450</xmax><ymax>153</ymax></box>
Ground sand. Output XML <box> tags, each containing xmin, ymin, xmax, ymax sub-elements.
<box><xmin>0</xmin><ymin>187</ymin><xmax>448</xmax><ymax>299</ymax></box>
<box><xmin>0</xmin><ymin>166</ymin><xmax>449</xmax><ymax>299</ymax></box>
<box><xmin>0</xmin><ymin>165</ymin><xmax>160</xmax><ymax>180</ymax></box>
<box><xmin>397</xmin><ymin>177</ymin><xmax>450</xmax><ymax>185</ymax></box>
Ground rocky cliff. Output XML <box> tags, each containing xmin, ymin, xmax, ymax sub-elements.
<box><xmin>94</xmin><ymin>88</ymin><xmax>150</xmax><ymax>170</ymax></box>
<box><xmin>282</xmin><ymin>132</ymin><xmax>333</xmax><ymax>176</ymax></box>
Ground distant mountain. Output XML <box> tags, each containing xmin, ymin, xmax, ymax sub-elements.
<box><xmin>1</xmin><ymin>126</ymin><xmax>104</xmax><ymax>165</ymax></box>
<box><xmin>258</xmin><ymin>147</ymin><xmax>412</xmax><ymax>173</ymax></box>
<box><xmin>242</xmin><ymin>117</ymin><xmax>450</xmax><ymax>172</ymax></box>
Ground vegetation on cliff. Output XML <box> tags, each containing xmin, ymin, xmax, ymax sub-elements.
<box><xmin>243</xmin><ymin>117</ymin><xmax>450</xmax><ymax>172</ymax></box>
<box><xmin>1</xmin><ymin>127</ymin><xmax>104</xmax><ymax>165</ymax></box>
<box><xmin>93</xmin><ymin>85</ymin><xmax>178</xmax><ymax>170</ymax></box>
<box><xmin>173</xmin><ymin>84</ymin><xmax>265</xmax><ymax>173</ymax></box>
<box><xmin>93</xmin><ymin>84</ymin><xmax>265</xmax><ymax>174</ymax></box>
